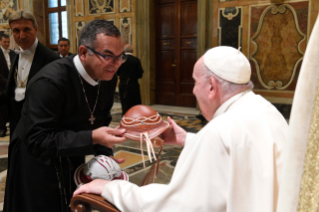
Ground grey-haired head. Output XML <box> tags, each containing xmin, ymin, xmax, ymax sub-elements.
<box><xmin>9</xmin><ymin>10</ymin><xmax>38</xmax><ymax>28</ymax></box>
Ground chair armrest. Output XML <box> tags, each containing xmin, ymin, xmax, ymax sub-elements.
<box><xmin>71</xmin><ymin>193</ymin><xmax>121</xmax><ymax>212</ymax></box>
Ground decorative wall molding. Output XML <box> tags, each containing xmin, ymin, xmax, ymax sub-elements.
<box><xmin>74</xmin><ymin>0</ymin><xmax>84</xmax><ymax>17</ymax></box>
<box><xmin>75</xmin><ymin>21</ymin><xmax>85</xmax><ymax>51</ymax></box>
<box><xmin>107</xmin><ymin>18</ymin><xmax>115</xmax><ymax>25</ymax></box>
<box><xmin>119</xmin><ymin>0</ymin><xmax>131</xmax><ymax>13</ymax></box>
<box><xmin>120</xmin><ymin>17</ymin><xmax>132</xmax><ymax>45</ymax></box>
<box><xmin>250</xmin><ymin>4</ymin><xmax>306</xmax><ymax>90</ymax></box>
<box><xmin>218</xmin><ymin>6</ymin><xmax>243</xmax><ymax>48</ymax></box>
<box><xmin>88</xmin><ymin>0</ymin><xmax>115</xmax><ymax>15</ymax></box>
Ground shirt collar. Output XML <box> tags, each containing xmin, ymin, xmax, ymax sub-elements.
<box><xmin>212</xmin><ymin>90</ymin><xmax>251</xmax><ymax>119</ymax></box>
<box><xmin>73</xmin><ymin>55</ymin><xmax>99</xmax><ymax>86</ymax></box>
<box><xmin>60</xmin><ymin>54</ymin><xmax>64</xmax><ymax>58</ymax></box>
<box><xmin>15</xmin><ymin>38</ymin><xmax>38</xmax><ymax>55</ymax></box>
<box><xmin>28</xmin><ymin>38</ymin><xmax>38</xmax><ymax>53</ymax></box>
<box><xmin>1</xmin><ymin>46</ymin><xmax>9</xmax><ymax>53</ymax></box>
<box><xmin>125</xmin><ymin>52</ymin><xmax>132</xmax><ymax>55</ymax></box>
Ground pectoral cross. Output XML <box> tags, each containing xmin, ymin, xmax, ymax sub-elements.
<box><xmin>89</xmin><ymin>114</ymin><xmax>96</xmax><ymax>125</ymax></box>
<box><xmin>20</xmin><ymin>80</ymin><xmax>26</xmax><ymax>88</ymax></box>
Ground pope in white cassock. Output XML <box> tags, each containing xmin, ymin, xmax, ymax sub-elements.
<box><xmin>74</xmin><ymin>46</ymin><xmax>288</xmax><ymax>212</ymax></box>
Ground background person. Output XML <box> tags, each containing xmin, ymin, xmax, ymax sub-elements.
<box><xmin>0</xmin><ymin>34</ymin><xmax>15</xmax><ymax>136</ymax></box>
<box><xmin>117</xmin><ymin>44</ymin><xmax>144</xmax><ymax>116</ymax></box>
<box><xmin>4</xmin><ymin>19</ymin><xmax>127</xmax><ymax>212</ymax></box>
<box><xmin>74</xmin><ymin>46</ymin><xmax>288</xmax><ymax>212</ymax></box>
<box><xmin>5</xmin><ymin>10</ymin><xmax>59</xmax><ymax>137</ymax></box>
<box><xmin>58</xmin><ymin>37</ymin><xmax>72</xmax><ymax>58</ymax></box>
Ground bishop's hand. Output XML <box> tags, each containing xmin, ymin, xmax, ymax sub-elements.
<box><xmin>92</xmin><ymin>127</ymin><xmax>126</xmax><ymax>148</ymax></box>
<box><xmin>161</xmin><ymin>116</ymin><xmax>186</xmax><ymax>147</ymax></box>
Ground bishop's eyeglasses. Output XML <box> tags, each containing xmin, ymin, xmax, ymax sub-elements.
<box><xmin>85</xmin><ymin>46</ymin><xmax>127</xmax><ymax>63</ymax></box>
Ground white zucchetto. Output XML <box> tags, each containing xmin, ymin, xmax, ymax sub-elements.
<box><xmin>203</xmin><ymin>46</ymin><xmax>251</xmax><ymax>84</ymax></box>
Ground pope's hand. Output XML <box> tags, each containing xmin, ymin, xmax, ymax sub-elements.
<box><xmin>73</xmin><ymin>179</ymin><xmax>109</xmax><ymax>196</ymax></box>
<box><xmin>92</xmin><ymin>127</ymin><xmax>126</xmax><ymax>148</ymax></box>
<box><xmin>161</xmin><ymin>116</ymin><xmax>186</xmax><ymax>146</ymax></box>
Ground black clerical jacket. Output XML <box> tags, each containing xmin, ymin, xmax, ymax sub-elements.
<box><xmin>117</xmin><ymin>54</ymin><xmax>144</xmax><ymax>115</ymax></box>
<box><xmin>58</xmin><ymin>52</ymin><xmax>73</xmax><ymax>58</ymax></box>
<box><xmin>4</xmin><ymin>55</ymin><xmax>117</xmax><ymax>212</ymax></box>
<box><xmin>5</xmin><ymin>42</ymin><xmax>60</xmax><ymax>137</ymax></box>
<box><xmin>0</xmin><ymin>49</ymin><xmax>15</xmax><ymax>92</ymax></box>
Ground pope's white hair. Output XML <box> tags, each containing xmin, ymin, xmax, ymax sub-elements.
<box><xmin>200</xmin><ymin>62</ymin><xmax>254</xmax><ymax>97</ymax></box>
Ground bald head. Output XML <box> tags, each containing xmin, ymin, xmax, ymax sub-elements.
<box><xmin>124</xmin><ymin>44</ymin><xmax>133</xmax><ymax>53</ymax></box>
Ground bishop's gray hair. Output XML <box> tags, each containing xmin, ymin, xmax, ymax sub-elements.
<box><xmin>200</xmin><ymin>62</ymin><xmax>254</xmax><ymax>97</ymax></box>
<box><xmin>79</xmin><ymin>19</ymin><xmax>121</xmax><ymax>53</ymax></box>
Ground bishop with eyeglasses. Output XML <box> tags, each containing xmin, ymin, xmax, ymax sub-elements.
<box><xmin>4</xmin><ymin>18</ymin><xmax>128</xmax><ymax>212</ymax></box>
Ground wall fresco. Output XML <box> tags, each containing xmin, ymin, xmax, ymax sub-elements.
<box><xmin>89</xmin><ymin>0</ymin><xmax>115</xmax><ymax>15</ymax></box>
<box><xmin>0</xmin><ymin>0</ymin><xmax>18</xmax><ymax>24</ymax></box>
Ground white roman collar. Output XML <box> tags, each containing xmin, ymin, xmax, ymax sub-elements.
<box><xmin>73</xmin><ymin>55</ymin><xmax>99</xmax><ymax>86</ymax></box>
<box><xmin>125</xmin><ymin>52</ymin><xmax>132</xmax><ymax>55</ymax></box>
<box><xmin>212</xmin><ymin>90</ymin><xmax>251</xmax><ymax>119</ymax></box>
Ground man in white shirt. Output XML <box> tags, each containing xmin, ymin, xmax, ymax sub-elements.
<box><xmin>4</xmin><ymin>10</ymin><xmax>59</xmax><ymax>137</ymax></box>
<box><xmin>0</xmin><ymin>34</ymin><xmax>15</xmax><ymax>136</ymax></box>
<box><xmin>74</xmin><ymin>46</ymin><xmax>289</xmax><ymax>212</ymax></box>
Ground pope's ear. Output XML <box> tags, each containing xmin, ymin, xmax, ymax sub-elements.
<box><xmin>78</xmin><ymin>46</ymin><xmax>87</xmax><ymax>60</ymax></box>
<box><xmin>208</xmin><ymin>76</ymin><xmax>218</xmax><ymax>100</ymax></box>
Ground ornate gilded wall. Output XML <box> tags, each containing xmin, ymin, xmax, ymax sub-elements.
<box><xmin>212</xmin><ymin>0</ymin><xmax>319</xmax><ymax>105</ymax></box>
<box><xmin>70</xmin><ymin>0</ymin><xmax>135</xmax><ymax>54</ymax></box>
<box><xmin>0</xmin><ymin>0</ymin><xmax>22</xmax><ymax>49</ymax></box>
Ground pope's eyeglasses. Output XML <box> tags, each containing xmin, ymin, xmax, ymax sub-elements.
<box><xmin>85</xmin><ymin>46</ymin><xmax>127</xmax><ymax>63</ymax></box>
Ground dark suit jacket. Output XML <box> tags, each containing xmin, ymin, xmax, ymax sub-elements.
<box><xmin>5</xmin><ymin>41</ymin><xmax>60</xmax><ymax>136</ymax></box>
<box><xmin>0</xmin><ymin>49</ymin><xmax>15</xmax><ymax>92</ymax></box>
<box><xmin>117</xmin><ymin>54</ymin><xmax>144</xmax><ymax>80</ymax></box>
<box><xmin>58</xmin><ymin>52</ymin><xmax>73</xmax><ymax>58</ymax></box>
<box><xmin>117</xmin><ymin>54</ymin><xmax>144</xmax><ymax>115</ymax></box>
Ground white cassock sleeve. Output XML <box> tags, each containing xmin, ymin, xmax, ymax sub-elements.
<box><xmin>185</xmin><ymin>132</ymin><xmax>196</xmax><ymax>146</ymax></box>
<box><xmin>102</xmin><ymin>92</ymin><xmax>287</xmax><ymax>212</ymax></box>
<box><xmin>102</xmin><ymin>125</ymin><xmax>230</xmax><ymax>212</ymax></box>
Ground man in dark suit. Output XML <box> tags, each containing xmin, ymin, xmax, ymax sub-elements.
<box><xmin>58</xmin><ymin>37</ymin><xmax>73</xmax><ymax>58</ymax></box>
<box><xmin>5</xmin><ymin>10</ymin><xmax>59</xmax><ymax>137</ymax></box>
<box><xmin>117</xmin><ymin>44</ymin><xmax>144</xmax><ymax>115</ymax></box>
<box><xmin>0</xmin><ymin>34</ymin><xmax>15</xmax><ymax>136</ymax></box>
